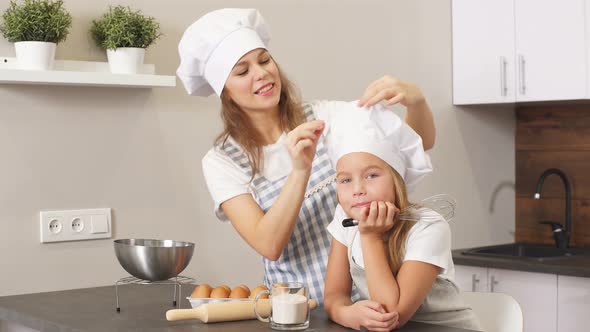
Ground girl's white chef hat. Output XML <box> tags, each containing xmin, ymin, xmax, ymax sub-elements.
<box><xmin>324</xmin><ymin>101</ymin><xmax>433</xmax><ymax>192</ymax></box>
<box><xmin>177</xmin><ymin>8</ymin><xmax>271</xmax><ymax>97</ymax></box>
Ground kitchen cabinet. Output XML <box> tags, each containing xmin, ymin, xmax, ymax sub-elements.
<box><xmin>489</xmin><ymin>268</ymin><xmax>557</xmax><ymax>332</ymax></box>
<box><xmin>455</xmin><ymin>266</ymin><xmax>558</xmax><ymax>332</ymax></box>
<box><xmin>452</xmin><ymin>0</ymin><xmax>515</xmax><ymax>104</ymax></box>
<box><xmin>557</xmin><ymin>275</ymin><xmax>590</xmax><ymax>332</ymax></box>
<box><xmin>452</xmin><ymin>0</ymin><xmax>586</xmax><ymax>105</ymax></box>
<box><xmin>454</xmin><ymin>265</ymin><xmax>488</xmax><ymax>292</ymax></box>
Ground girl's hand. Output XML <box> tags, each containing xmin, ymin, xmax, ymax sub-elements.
<box><xmin>358</xmin><ymin>201</ymin><xmax>398</xmax><ymax>238</ymax></box>
<box><xmin>345</xmin><ymin>300</ymin><xmax>399</xmax><ymax>331</ymax></box>
<box><xmin>358</xmin><ymin>75</ymin><xmax>426</xmax><ymax>108</ymax></box>
<box><xmin>286</xmin><ymin>120</ymin><xmax>325</xmax><ymax>172</ymax></box>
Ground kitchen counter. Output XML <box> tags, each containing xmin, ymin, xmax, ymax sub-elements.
<box><xmin>0</xmin><ymin>284</ymin><xmax>477</xmax><ymax>332</ymax></box>
<box><xmin>453</xmin><ymin>248</ymin><xmax>590</xmax><ymax>277</ymax></box>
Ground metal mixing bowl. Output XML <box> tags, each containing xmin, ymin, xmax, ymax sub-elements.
<box><xmin>114</xmin><ymin>239</ymin><xmax>195</xmax><ymax>281</ymax></box>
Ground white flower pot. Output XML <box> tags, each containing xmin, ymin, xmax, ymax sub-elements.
<box><xmin>106</xmin><ymin>47</ymin><xmax>145</xmax><ymax>74</ymax></box>
<box><xmin>14</xmin><ymin>41</ymin><xmax>56</xmax><ymax>70</ymax></box>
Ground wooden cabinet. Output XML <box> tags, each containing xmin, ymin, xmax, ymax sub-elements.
<box><xmin>452</xmin><ymin>0</ymin><xmax>586</xmax><ymax>105</ymax></box>
<box><xmin>455</xmin><ymin>266</ymin><xmax>558</xmax><ymax>332</ymax></box>
<box><xmin>557</xmin><ymin>275</ymin><xmax>590</xmax><ymax>332</ymax></box>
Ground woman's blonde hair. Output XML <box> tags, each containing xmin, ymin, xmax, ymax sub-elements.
<box><xmin>385</xmin><ymin>167</ymin><xmax>416</xmax><ymax>275</ymax></box>
<box><xmin>216</xmin><ymin>60</ymin><xmax>306</xmax><ymax>179</ymax></box>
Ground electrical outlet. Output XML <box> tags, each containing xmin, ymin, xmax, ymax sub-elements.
<box><xmin>40</xmin><ymin>208</ymin><xmax>111</xmax><ymax>243</ymax></box>
<box><xmin>71</xmin><ymin>217</ymin><xmax>84</xmax><ymax>233</ymax></box>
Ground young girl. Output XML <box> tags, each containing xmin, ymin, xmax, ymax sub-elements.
<box><xmin>323</xmin><ymin>104</ymin><xmax>482</xmax><ymax>331</ymax></box>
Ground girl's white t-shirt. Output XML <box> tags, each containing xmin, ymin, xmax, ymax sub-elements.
<box><xmin>327</xmin><ymin>205</ymin><xmax>455</xmax><ymax>280</ymax></box>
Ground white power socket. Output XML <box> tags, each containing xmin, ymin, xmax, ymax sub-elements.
<box><xmin>40</xmin><ymin>208</ymin><xmax>112</xmax><ymax>243</ymax></box>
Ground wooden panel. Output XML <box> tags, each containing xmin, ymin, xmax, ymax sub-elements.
<box><xmin>515</xmin><ymin>151</ymin><xmax>590</xmax><ymax>198</ymax></box>
<box><xmin>516</xmin><ymin>106</ymin><xmax>590</xmax><ymax>150</ymax></box>
<box><xmin>515</xmin><ymin>105</ymin><xmax>590</xmax><ymax>247</ymax></box>
<box><xmin>515</xmin><ymin>198</ymin><xmax>590</xmax><ymax>247</ymax></box>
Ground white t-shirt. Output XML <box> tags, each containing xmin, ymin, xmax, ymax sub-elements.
<box><xmin>327</xmin><ymin>204</ymin><xmax>455</xmax><ymax>280</ymax></box>
<box><xmin>201</xmin><ymin>100</ymin><xmax>430</xmax><ymax>222</ymax></box>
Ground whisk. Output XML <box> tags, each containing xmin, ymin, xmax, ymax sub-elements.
<box><xmin>342</xmin><ymin>194</ymin><xmax>456</xmax><ymax>227</ymax></box>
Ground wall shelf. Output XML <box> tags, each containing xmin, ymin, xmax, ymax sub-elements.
<box><xmin>0</xmin><ymin>57</ymin><xmax>176</xmax><ymax>88</ymax></box>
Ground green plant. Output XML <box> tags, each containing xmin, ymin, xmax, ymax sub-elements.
<box><xmin>91</xmin><ymin>6</ymin><xmax>162</xmax><ymax>50</ymax></box>
<box><xmin>0</xmin><ymin>0</ymin><xmax>72</xmax><ymax>43</ymax></box>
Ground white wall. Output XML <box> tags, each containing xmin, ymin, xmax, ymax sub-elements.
<box><xmin>0</xmin><ymin>0</ymin><xmax>514</xmax><ymax>296</ymax></box>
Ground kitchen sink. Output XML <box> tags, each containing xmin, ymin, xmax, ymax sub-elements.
<box><xmin>461</xmin><ymin>243</ymin><xmax>590</xmax><ymax>260</ymax></box>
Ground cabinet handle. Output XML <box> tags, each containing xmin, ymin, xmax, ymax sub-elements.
<box><xmin>490</xmin><ymin>275</ymin><xmax>499</xmax><ymax>292</ymax></box>
<box><xmin>518</xmin><ymin>54</ymin><xmax>526</xmax><ymax>95</ymax></box>
<box><xmin>500</xmin><ymin>56</ymin><xmax>507</xmax><ymax>96</ymax></box>
<box><xmin>471</xmin><ymin>274</ymin><xmax>480</xmax><ymax>292</ymax></box>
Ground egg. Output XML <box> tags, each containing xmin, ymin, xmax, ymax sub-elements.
<box><xmin>238</xmin><ymin>284</ymin><xmax>251</xmax><ymax>294</ymax></box>
<box><xmin>229</xmin><ymin>286</ymin><xmax>250</xmax><ymax>298</ymax></box>
<box><xmin>210</xmin><ymin>285</ymin><xmax>231</xmax><ymax>298</ymax></box>
<box><xmin>249</xmin><ymin>285</ymin><xmax>269</xmax><ymax>299</ymax></box>
<box><xmin>220</xmin><ymin>285</ymin><xmax>231</xmax><ymax>293</ymax></box>
<box><xmin>191</xmin><ymin>284</ymin><xmax>212</xmax><ymax>298</ymax></box>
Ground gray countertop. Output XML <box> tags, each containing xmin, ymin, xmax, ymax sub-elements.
<box><xmin>0</xmin><ymin>284</ymin><xmax>476</xmax><ymax>332</ymax></box>
<box><xmin>453</xmin><ymin>248</ymin><xmax>590</xmax><ymax>277</ymax></box>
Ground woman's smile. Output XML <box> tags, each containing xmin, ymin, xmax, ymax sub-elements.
<box><xmin>255</xmin><ymin>83</ymin><xmax>275</xmax><ymax>96</ymax></box>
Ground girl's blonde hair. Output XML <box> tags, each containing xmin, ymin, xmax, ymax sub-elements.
<box><xmin>385</xmin><ymin>167</ymin><xmax>417</xmax><ymax>275</ymax></box>
<box><xmin>216</xmin><ymin>60</ymin><xmax>306</xmax><ymax>180</ymax></box>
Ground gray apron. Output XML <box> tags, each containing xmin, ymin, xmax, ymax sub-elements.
<box><xmin>348</xmin><ymin>231</ymin><xmax>483</xmax><ymax>331</ymax></box>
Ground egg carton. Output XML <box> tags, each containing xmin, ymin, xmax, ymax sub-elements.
<box><xmin>187</xmin><ymin>297</ymin><xmax>254</xmax><ymax>308</ymax></box>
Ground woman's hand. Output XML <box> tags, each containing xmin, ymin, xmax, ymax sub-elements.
<box><xmin>358</xmin><ymin>75</ymin><xmax>426</xmax><ymax>108</ymax></box>
<box><xmin>344</xmin><ymin>300</ymin><xmax>399</xmax><ymax>331</ymax></box>
<box><xmin>286</xmin><ymin>120</ymin><xmax>325</xmax><ymax>172</ymax></box>
<box><xmin>358</xmin><ymin>201</ymin><xmax>398</xmax><ymax>238</ymax></box>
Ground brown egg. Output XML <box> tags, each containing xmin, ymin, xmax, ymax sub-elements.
<box><xmin>191</xmin><ymin>284</ymin><xmax>212</xmax><ymax>298</ymax></box>
<box><xmin>238</xmin><ymin>284</ymin><xmax>250</xmax><ymax>294</ymax></box>
<box><xmin>249</xmin><ymin>285</ymin><xmax>269</xmax><ymax>299</ymax></box>
<box><xmin>220</xmin><ymin>285</ymin><xmax>231</xmax><ymax>293</ymax></box>
<box><xmin>229</xmin><ymin>286</ymin><xmax>250</xmax><ymax>298</ymax></box>
<box><xmin>210</xmin><ymin>286</ymin><xmax>230</xmax><ymax>298</ymax></box>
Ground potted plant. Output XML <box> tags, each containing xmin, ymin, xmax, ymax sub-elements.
<box><xmin>91</xmin><ymin>6</ymin><xmax>162</xmax><ymax>74</ymax></box>
<box><xmin>0</xmin><ymin>0</ymin><xmax>72</xmax><ymax>70</ymax></box>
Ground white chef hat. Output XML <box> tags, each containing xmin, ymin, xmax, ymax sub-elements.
<box><xmin>177</xmin><ymin>8</ymin><xmax>271</xmax><ymax>97</ymax></box>
<box><xmin>325</xmin><ymin>101</ymin><xmax>433</xmax><ymax>192</ymax></box>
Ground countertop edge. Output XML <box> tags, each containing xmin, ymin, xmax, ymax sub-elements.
<box><xmin>452</xmin><ymin>249</ymin><xmax>590</xmax><ymax>278</ymax></box>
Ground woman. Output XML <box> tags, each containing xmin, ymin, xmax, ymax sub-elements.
<box><xmin>177</xmin><ymin>8</ymin><xmax>436</xmax><ymax>304</ymax></box>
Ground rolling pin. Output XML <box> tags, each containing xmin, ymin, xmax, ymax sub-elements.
<box><xmin>166</xmin><ymin>299</ymin><xmax>318</xmax><ymax>323</ymax></box>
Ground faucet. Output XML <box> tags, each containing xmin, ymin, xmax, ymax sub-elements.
<box><xmin>533</xmin><ymin>168</ymin><xmax>571</xmax><ymax>249</ymax></box>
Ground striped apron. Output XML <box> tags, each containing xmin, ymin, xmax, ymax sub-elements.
<box><xmin>215</xmin><ymin>104</ymin><xmax>337</xmax><ymax>304</ymax></box>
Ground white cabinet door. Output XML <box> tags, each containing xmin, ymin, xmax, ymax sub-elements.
<box><xmin>515</xmin><ymin>0</ymin><xmax>586</xmax><ymax>101</ymax></box>
<box><xmin>490</xmin><ymin>268</ymin><xmax>557</xmax><ymax>332</ymax></box>
<box><xmin>455</xmin><ymin>265</ymin><xmax>488</xmax><ymax>292</ymax></box>
<box><xmin>452</xmin><ymin>0</ymin><xmax>516</xmax><ymax>104</ymax></box>
<box><xmin>557</xmin><ymin>275</ymin><xmax>590</xmax><ymax>332</ymax></box>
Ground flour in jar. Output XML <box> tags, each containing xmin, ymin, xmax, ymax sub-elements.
<box><xmin>271</xmin><ymin>293</ymin><xmax>309</xmax><ymax>325</ymax></box>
